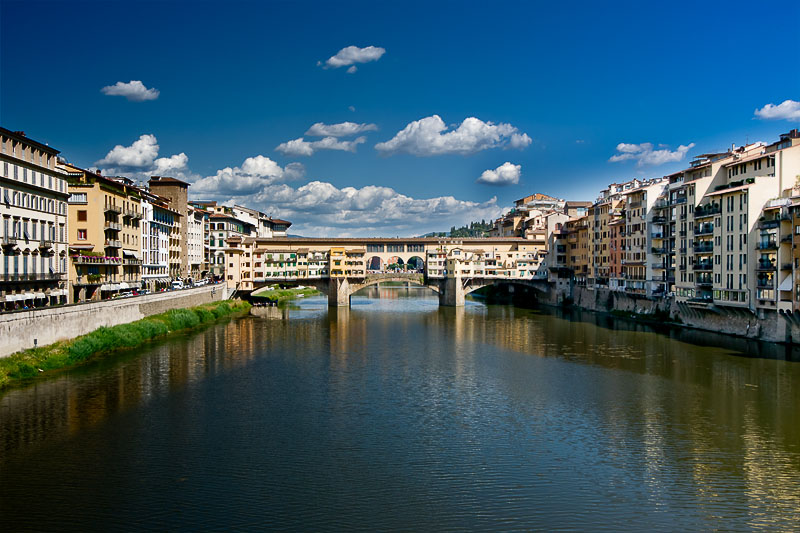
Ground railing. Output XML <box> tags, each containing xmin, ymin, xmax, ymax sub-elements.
<box><xmin>122</xmin><ymin>209</ymin><xmax>141</xmax><ymax>219</ymax></box>
<box><xmin>653</xmin><ymin>199</ymin><xmax>670</xmax><ymax>209</ymax></box>
<box><xmin>756</xmin><ymin>240</ymin><xmax>778</xmax><ymax>250</ymax></box>
<box><xmin>123</xmin><ymin>258</ymin><xmax>143</xmax><ymax>265</ymax></box>
<box><xmin>756</xmin><ymin>280</ymin><xmax>774</xmax><ymax>290</ymax></box>
<box><xmin>651</xmin><ymin>216</ymin><xmax>667</xmax><ymax>224</ymax></box>
<box><xmin>693</xmin><ymin>263</ymin><xmax>713</xmax><ymax>271</ymax></box>
<box><xmin>671</xmin><ymin>197</ymin><xmax>687</xmax><ymax>205</ymax></box>
<box><xmin>781</xmin><ymin>263</ymin><xmax>793</xmax><ymax>271</ymax></box>
<box><xmin>651</xmin><ymin>263</ymin><xmax>666</xmax><ymax>269</ymax></box>
<box><xmin>104</xmin><ymin>205</ymin><xmax>122</xmax><ymax>213</ymax></box>
<box><xmin>38</xmin><ymin>239</ymin><xmax>54</xmax><ymax>248</ymax></box>
<box><xmin>105</xmin><ymin>222</ymin><xmax>122</xmax><ymax>231</ymax></box>
<box><xmin>105</xmin><ymin>240</ymin><xmax>122</xmax><ymax>248</ymax></box>
<box><xmin>72</xmin><ymin>255</ymin><xmax>121</xmax><ymax>265</ymax></box>
<box><xmin>781</xmin><ymin>234</ymin><xmax>792</xmax><ymax>243</ymax></box>
<box><xmin>694</xmin><ymin>205</ymin><xmax>721</xmax><ymax>218</ymax></box>
<box><xmin>2</xmin><ymin>235</ymin><xmax>20</xmax><ymax>246</ymax></box>
<box><xmin>693</xmin><ymin>242</ymin><xmax>713</xmax><ymax>253</ymax></box>
<box><xmin>651</xmin><ymin>233</ymin><xmax>664</xmax><ymax>239</ymax></box>
<box><xmin>651</xmin><ymin>247</ymin><xmax>666</xmax><ymax>254</ymax></box>
<box><xmin>759</xmin><ymin>219</ymin><xmax>780</xmax><ymax>229</ymax></box>
<box><xmin>756</xmin><ymin>260</ymin><xmax>776</xmax><ymax>271</ymax></box>
<box><xmin>0</xmin><ymin>273</ymin><xmax>65</xmax><ymax>282</ymax></box>
<box><xmin>695</xmin><ymin>225</ymin><xmax>714</xmax><ymax>236</ymax></box>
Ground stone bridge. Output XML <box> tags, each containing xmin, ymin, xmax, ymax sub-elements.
<box><xmin>250</xmin><ymin>272</ymin><xmax>551</xmax><ymax>307</ymax></box>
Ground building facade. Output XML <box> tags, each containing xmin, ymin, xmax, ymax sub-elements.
<box><xmin>0</xmin><ymin>128</ymin><xmax>69</xmax><ymax>309</ymax></box>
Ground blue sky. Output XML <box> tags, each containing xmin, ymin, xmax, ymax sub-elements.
<box><xmin>2</xmin><ymin>0</ymin><xmax>799</xmax><ymax>236</ymax></box>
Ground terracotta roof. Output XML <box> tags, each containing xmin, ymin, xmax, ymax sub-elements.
<box><xmin>270</xmin><ymin>218</ymin><xmax>292</xmax><ymax>226</ymax></box>
<box><xmin>149</xmin><ymin>176</ymin><xmax>189</xmax><ymax>187</ymax></box>
<box><xmin>704</xmin><ymin>184</ymin><xmax>754</xmax><ymax>197</ymax></box>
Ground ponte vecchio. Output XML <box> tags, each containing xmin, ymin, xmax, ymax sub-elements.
<box><xmin>225</xmin><ymin>236</ymin><xmax>552</xmax><ymax>306</ymax></box>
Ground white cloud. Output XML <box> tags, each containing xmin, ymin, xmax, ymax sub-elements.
<box><xmin>322</xmin><ymin>45</ymin><xmax>386</xmax><ymax>69</ymax></box>
<box><xmin>94</xmin><ymin>134</ymin><xmax>198</xmax><ymax>183</ymax></box>
<box><xmin>305</xmin><ymin>121</ymin><xmax>378</xmax><ymax>137</ymax></box>
<box><xmin>100</xmin><ymin>80</ymin><xmax>160</xmax><ymax>102</ymax></box>
<box><xmin>349</xmin><ymin>106</ymin><xmax>356</xmax><ymax>112</ymax></box>
<box><xmin>476</xmin><ymin>162</ymin><xmax>521</xmax><ymax>186</ymax></box>
<box><xmin>275</xmin><ymin>136</ymin><xmax>367</xmax><ymax>156</ymax></box>
<box><xmin>375</xmin><ymin>115</ymin><xmax>532</xmax><ymax>156</ymax></box>
<box><xmin>191</xmin><ymin>156</ymin><xmax>305</xmax><ymax>196</ymax></box>
<box><xmin>754</xmin><ymin>99</ymin><xmax>800</xmax><ymax>121</ymax></box>
<box><xmin>609</xmin><ymin>141</ymin><xmax>695</xmax><ymax>167</ymax></box>
<box><xmin>96</xmin><ymin>134</ymin><xmax>160</xmax><ymax>167</ymax></box>
<box><xmin>347</xmin><ymin>66</ymin><xmax>357</xmax><ymax>74</ymax></box>
<box><xmin>195</xmin><ymin>179</ymin><xmax>502</xmax><ymax>237</ymax></box>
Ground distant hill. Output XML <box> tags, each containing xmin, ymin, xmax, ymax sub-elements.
<box><xmin>417</xmin><ymin>220</ymin><xmax>492</xmax><ymax>238</ymax></box>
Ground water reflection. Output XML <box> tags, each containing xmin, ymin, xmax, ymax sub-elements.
<box><xmin>1</xmin><ymin>291</ymin><xmax>799</xmax><ymax>530</ymax></box>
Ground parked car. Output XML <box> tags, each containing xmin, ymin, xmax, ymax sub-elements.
<box><xmin>172</xmin><ymin>280</ymin><xmax>184</xmax><ymax>290</ymax></box>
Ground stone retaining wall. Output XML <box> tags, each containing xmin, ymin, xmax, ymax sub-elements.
<box><xmin>0</xmin><ymin>285</ymin><xmax>228</xmax><ymax>358</ymax></box>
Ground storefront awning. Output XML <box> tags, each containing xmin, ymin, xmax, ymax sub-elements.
<box><xmin>100</xmin><ymin>283</ymin><xmax>120</xmax><ymax>291</ymax></box>
<box><xmin>118</xmin><ymin>282</ymin><xmax>130</xmax><ymax>289</ymax></box>
<box><xmin>123</xmin><ymin>250</ymin><xmax>140</xmax><ymax>259</ymax></box>
<box><xmin>34</xmin><ymin>292</ymin><xmax>46</xmax><ymax>299</ymax></box>
<box><xmin>69</xmin><ymin>244</ymin><xmax>94</xmax><ymax>251</ymax></box>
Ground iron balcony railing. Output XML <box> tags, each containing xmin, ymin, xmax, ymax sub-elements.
<box><xmin>694</xmin><ymin>205</ymin><xmax>721</xmax><ymax>218</ymax></box>
<box><xmin>695</xmin><ymin>225</ymin><xmax>714</xmax><ymax>236</ymax></box>
<box><xmin>693</xmin><ymin>262</ymin><xmax>713</xmax><ymax>271</ymax></box>
<box><xmin>104</xmin><ymin>205</ymin><xmax>122</xmax><ymax>214</ymax></box>
<box><xmin>756</xmin><ymin>240</ymin><xmax>778</xmax><ymax>250</ymax></box>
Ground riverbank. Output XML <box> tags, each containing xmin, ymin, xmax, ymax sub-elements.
<box><xmin>0</xmin><ymin>299</ymin><xmax>250</xmax><ymax>389</ymax></box>
<box><xmin>251</xmin><ymin>285</ymin><xmax>319</xmax><ymax>304</ymax></box>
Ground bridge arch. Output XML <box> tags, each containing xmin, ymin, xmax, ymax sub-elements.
<box><xmin>366</xmin><ymin>256</ymin><xmax>383</xmax><ymax>271</ymax></box>
<box><xmin>406</xmin><ymin>255</ymin><xmax>425</xmax><ymax>272</ymax></box>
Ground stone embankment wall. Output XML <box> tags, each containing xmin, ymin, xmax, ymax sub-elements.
<box><xmin>566</xmin><ymin>286</ymin><xmax>795</xmax><ymax>344</ymax></box>
<box><xmin>0</xmin><ymin>285</ymin><xmax>228</xmax><ymax>358</ymax></box>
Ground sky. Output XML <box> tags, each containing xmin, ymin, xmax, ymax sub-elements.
<box><xmin>2</xmin><ymin>0</ymin><xmax>799</xmax><ymax>236</ymax></box>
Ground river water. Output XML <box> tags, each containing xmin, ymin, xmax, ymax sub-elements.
<box><xmin>1</xmin><ymin>289</ymin><xmax>799</xmax><ymax>531</ymax></box>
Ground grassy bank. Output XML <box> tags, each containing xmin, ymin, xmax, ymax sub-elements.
<box><xmin>252</xmin><ymin>285</ymin><xmax>319</xmax><ymax>304</ymax></box>
<box><xmin>0</xmin><ymin>299</ymin><xmax>251</xmax><ymax>389</ymax></box>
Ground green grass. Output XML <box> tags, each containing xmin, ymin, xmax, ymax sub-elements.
<box><xmin>252</xmin><ymin>285</ymin><xmax>319</xmax><ymax>304</ymax></box>
<box><xmin>0</xmin><ymin>300</ymin><xmax>251</xmax><ymax>389</ymax></box>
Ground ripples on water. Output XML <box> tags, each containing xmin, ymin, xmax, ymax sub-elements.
<box><xmin>1</xmin><ymin>288</ymin><xmax>799</xmax><ymax>531</ymax></box>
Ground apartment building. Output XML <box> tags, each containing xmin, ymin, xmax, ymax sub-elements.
<box><xmin>207</xmin><ymin>210</ymin><xmax>254</xmax><ymax>279</ymax></box>
<box><xmin>148</xmin><ymin>176</ymin><xmax>189</xmax><ymax>278</ymax></box>
<box><xmin>0</xmin><ymin>128</ymin><xmax>69</xmax><ymax>309</ymax></box>
<box><xmin>187</xmin><ymin>206</ymin><xmax>207</xmax><ymax>279</ymax></box>
<box><xmin>232</xmin><ymin>205</ymin><xmax>292</xmax><ymax>238</ymax></box>
<box><xmin>140</xmin><ymin>190</ymin><xmax>177</xmax><ymax>291</ymax></box>
<box><xmin>63</xmin><ymin>165</ymin><xmax>142</xmax><ymax>302</ymax></box>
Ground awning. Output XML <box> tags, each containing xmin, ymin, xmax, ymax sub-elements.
<box><xmin>34</xmin><ymin>292</ymin><xmax>46</xmax><ymax>299</ymax></box>
<box><xmin>118</xmin><ymin>282</ymin><xmax>130</xmax><ymax>289</ymax></box>
<box><xmin>21</xmin><ymin>293</ymin><xmax>35</xmax><ymax>300</ymax></box>
<box><xmin>778</xmin><ymin>276</ymin><xmax>793</xmax><ymax>292</ymax></box>
<box><xmin>123</xmin><ymin>250</ymin><xmax>140</xmax><ymax>259</ymax></box>
<box><xmin>69</xmin><ymin>244</ymin><xmax>95</xmax><ymax>250</ymax></box>
<box><xmin>100</xmin><ymin>283</ymin><xmax>119</xmax><ymax>291</ymax></box>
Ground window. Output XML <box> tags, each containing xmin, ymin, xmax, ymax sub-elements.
<box><xmin>78</xmin><ymin>210</ymin><xmax>87</xmax><ymax>221</ymax></box>
<box><xmin>77</xmin><ymin>229</ymin><xmax>87</xmax><ymax>240</ymax></box>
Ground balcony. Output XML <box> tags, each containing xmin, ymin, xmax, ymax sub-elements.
<box><xmin>123</xmin><ymin>258</ymin><xmax>143</xmax><ymax>265</ymax></box>
<box><xmin>694</xmin><ymin>204</ymin><xmax>721</xmax><ymax>219</ymax></box>
<box><xmin>651</xmin><ymin>233</ymin><xmax>664</xmax><ymax>239</ymax></box>
<box><xmin>105</xmin><ymin>222</ymin><xmax>122</xmax><ymax>231</ymax></box>
<box><xmin>104</xmin><ymin>205</ymin><xmax>122</xmax><ymax>214</ymax></box>
<box><xmin>651</xmin><ymin>247</ymin><xmax>666</xmax><ymax>255</ymax></box>
<box><xmin>71</xmin><ymin>255</ymin><xmax>122</xmax><ymax>265</ymax></box>
<box><xmin>104</xmin><ymin>240</ymin><xmax>122</xmax><ymax>248</ymax></box>
<box><xmin>693</xmin><ymin>242</ymin><xmax>714</xmax><ymax>254</ymax></box>
<box><xmin>695</xmin><ymin>225</ymin><xmax>714</xmax><ymax>236</ymax></box>
<box><xmin>759</xmin><ymin>219</ymin><xmax>780</xmax><ymax>229</ymax></box>
<box><xmin>756</xmin><ymin>240</ymin><xmax>778</xmax><ymax>250</ymax></box>
<box><xmin>2</xmin><ymin>235</ymin><xmax>20</xmax><ymax>246</ymax></box>
<box><xmin>756</xmin><ymin>260</ymin><xmax>776</xmax><ymax>271</ymax></box>
<box><xmin>693</xmin><ymin>262</ymin><xmax>713</xmax><ymax>271</ymax></box>
<box><xmin>781</xmin><ymin>234</ymin><xmax>792</xmax><ymax>243</ymax></box>
<box><xmin>653</xmin><ymin>199</ymin><xmax>670</xmax><ymax>210</ymax></box>
<box><xmin>781</xmin><ymin>262</ymin><xmax>793</xmax><ymax>271</ymax></box>
<box><xmin>0</xmin><ymin>273</ymin><xmax>65</xmax><ymax>282</ymax></box>
<box><xmin>671</xmin><ymin>197</ymin><xmax>687</xmax><ymax>205</ymax></box>
<box><xmin>123</xmin><ymin>209</ymin><xmax>142</xmax><ymax>219</ymax></box>
<box><xmin>74</xmin><ymin>275</ymin><xmax>103</xmax><ymax>286</ymax></box>
<box><xmin>652</xmin><ymin>216</ymin><xmax>667</xmax><ymax>224</ymax></box>
<box><xmin>38</xmin><ymin>239</ymin><xmax>54</xmax><ymax>249</ymax></box>
<box><xmin>652</xmin><ymin>263</ymin><xmax>666</xmax><ymax>269</ymax></box>
<box><xmin>696</xmin><ymin>277</ymin><xmax>713</xmax><ymax>287</ymax></box>
<box><xmin>756</xmin><ymin>279</ymin><xmax>774</xmax><ymax>290</ymax></box>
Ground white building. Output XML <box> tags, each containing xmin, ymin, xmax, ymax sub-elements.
<box><xmin>0</xmin><ymin>128</ymin><xmax>70</xmax><ymax>309</ymax></box>
<box><xmin>140</xmin><ymin>190</ymin><xmax>175</xmax><ymax>291</ymax></box>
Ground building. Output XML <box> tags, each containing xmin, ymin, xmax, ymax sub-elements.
<box><xmin>148</xmin><ymin>176</ymin><xmax>189</xmax><ymax>278</ymax></box>
<box><xmin>187</xmin><ymin>206</ymin><xmax>208</xmax><ymax>279</ymax></box>
<box><xmin>207</xmin><ymin>209</ymin><xmax>254</xmax><ymax>279</ymax></box>
<box><xmin>0</xmin><ymin>128</ymin><xmax>70</xmax><ymax>309</ymax></box>
<box><xmin>140</xmin><ymin>190</ymin><xmax>177</xmax><ymax>291</ymax></box>
<box><xmin>62</xmin><ymin>165</ymin><xmax>143</xmax><ymax>302</ymax></box>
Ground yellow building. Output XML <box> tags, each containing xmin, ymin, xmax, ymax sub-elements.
<box><xmin>62</xmin><ymin>165</ymin><xmax>142</xmax><ymax>302</ymax></box>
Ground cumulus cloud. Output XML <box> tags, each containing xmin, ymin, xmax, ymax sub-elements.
<box><xmin>191</xmin><ymin>156</ymin><xmax>305</xmax><ymax>196</ymax></box>
<box><xmin>194</xmin><ymin>179</ymin><xmax>502</xmax><ymax>237</ymax></box>
<box><xmin>754</xmin><ymin>99</ymin><xmax>800</xmax><ymax>121</ymax></box>
<box><xmin>275</xmin><ymin>136</ymin><xmax>367</xmax><ymax>156</ymax></box>
<box><xmin>321</xmin><ymin>45</ymin><xmax>386</xmax><ymax>69</ymax></box>
<box><xmin>375</xmin><ymin>115</ymin><xmax>532</xmax><ymax>156</ymax></box>
<box><xmin>100</xmin><ymin>80</ymin><xmax>160</xmax><ymax>102</ymax></box>
<box><xmin>305</xmin><ymin>121</ymin><xmax>378</xmax><ymax>137</ymax></box>
<box><xmin>476</xmin><ymin>162</ymin><xmax>521</xmax><ymax>186</ymax></box>
<box><xmin>609</xmin><ymin>141</ymin><xmax>695</xmax><ymax>167</ymax></box>
<box><xmin>95</xmin><ymin>134</ymin><xmax>197</xmax><ymax>182</ymax></box>
<box><xmin>96</xmin><ymin>134</ymin><xmax>160</xmax><ymax>167</ymax></box>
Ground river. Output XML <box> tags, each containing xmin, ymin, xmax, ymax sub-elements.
<box><xmin>1</xmin><ymin>288</ymin><xmax>799</xmax><ymax>531</ymax></box>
